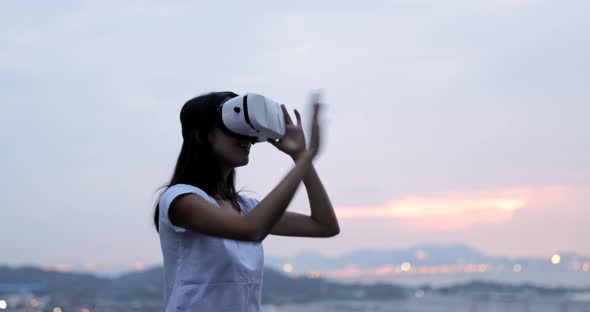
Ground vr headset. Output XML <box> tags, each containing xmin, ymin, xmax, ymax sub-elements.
<box><xmin>217</xmin><ymin>93</ymin><xmax>286</xmax><ymax>143</ymax></box>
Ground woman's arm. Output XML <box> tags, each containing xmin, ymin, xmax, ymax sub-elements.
<box><xmin>270</xmin><ymin>163</ymin><xmax>340</xmax><ymax>237</ymax></box>
<box><xmin>266</xmin><ymin>96</ymin><xmax>340</xmax><ymax>237</ymax></box>
<box><xmin>171</xmin><ymin>151</ymin><xmax>315</xmax><ymax>242</ymax></box>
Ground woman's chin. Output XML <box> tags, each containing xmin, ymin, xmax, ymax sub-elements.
<box><xmin>233</xmin><ymin>156</ymin><xmax>249</xmax><ymax>167</ymax></box>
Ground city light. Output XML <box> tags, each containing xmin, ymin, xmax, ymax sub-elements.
<box><xmin>81</xmin><ymin>308</ymin><xmax>90</xmax><ymax>312</ymax></box>
<box><xmin>401</xmin><ymin>262</ymin><xmax>412</xmax><ymax>272</ymax></box>
<box><xmin>54</xmin><ymin>308</ymin><xmax>63</xmax><ymax>312</ymax></box>
<box><xmin>0</xmin><ymin>300</ymin><xmax>6</xmax><ymax>310</ymax></box>
<box><xmin>282</xmin><ymin>263</ymin><xmax>294</xmax><ymax>273</ymax></box>
<box><xmin>572</xmin><ymin>260</ymin><xmax>582</xmax><ymax>271</ymax></box>
<box><xmin>30</xmin><ymin>298</ymin><xmax>39</xmax><ymax>308</ymax></box>
<box><xmin>300</xmin><ymin>259</ymin><xmax>590</xmax><ymax>280</ymax></box>
<box><xmin>306</xmin><ymin>272</ymin><xmax>321</xmax><ymax>279</ymax></box>
<box><xmin>551</xmin><ymin>254</ymin><xmax>561</xmax><ymax>264</ymax></box>
<box><xmin>375</xmin><ymin>265</ymin><xmax>395</xmax><ymax>275</ymax></box>
<box><xmin>513</xmin><ymin>264</ymin><xmax>522</xmax><ymax>272</ymax></box>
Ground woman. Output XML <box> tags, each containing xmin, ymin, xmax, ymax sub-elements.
<box><xmin>153</xmin><ymin>91</ymin><xmax>340</xmax><ymax>311</ymax></box>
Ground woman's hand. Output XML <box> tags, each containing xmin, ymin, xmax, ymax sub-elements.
<box><xmin>268</xmin><ymin>96</ymin><xmax>322</xmax><ymax>160</ymax></box>
<box><xmin>267</xmin><ymin>104</ymin><xmax>306</xmax><ymax>159</ymax></box>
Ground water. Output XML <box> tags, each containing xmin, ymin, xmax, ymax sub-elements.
<box><xmin>263</xmin><ymin>295</ymin><xmax>590</xmax><ymax>312</ymax></box>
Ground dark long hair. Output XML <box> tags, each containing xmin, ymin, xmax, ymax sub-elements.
<box><xmin>153</xmin><ymin>91</ymin><xmax>241</xmax><ymax>232</ymax></box>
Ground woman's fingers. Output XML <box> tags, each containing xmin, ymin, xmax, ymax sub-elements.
<box><xmin>309</xmin><ymin>102</ymin><xmax>321</xmax><ymax>154</ymax></box>
<box><xmin>281</xmin><ymin>104</ymin><xmax>294</xmax><ymax>125</ymax></box>
<box><xmin>294</xmin><ymin>109</ymin><xmax>302</xmax><ymax>126</ymax></box>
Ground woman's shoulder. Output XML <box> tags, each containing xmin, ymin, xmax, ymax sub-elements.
<box><xmin>167</xmin><ymin>183</ymin><xmax>201</xmax><ymax>192</ymax></box>
<box><xmin>162</xmin><ymin>184</ymin><xmax>214</xmax><ymax>202</ymax></box>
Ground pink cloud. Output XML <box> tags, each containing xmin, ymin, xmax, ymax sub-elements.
<box><xmin>335</xmin><ymin>187</ymin><xmax>566</xmax><ymax>230</ymax></box>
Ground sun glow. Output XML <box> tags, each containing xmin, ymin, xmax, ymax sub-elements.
<box><xmin>332</xmin><ymin>188</ymin><xmax>555</xmax><ymax>229</ymax></box>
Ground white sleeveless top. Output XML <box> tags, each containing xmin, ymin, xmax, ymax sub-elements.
<box><xmin>158</xmin><ymin>184</ymin><xmax>264</xmax><ymax>312</ymax></box>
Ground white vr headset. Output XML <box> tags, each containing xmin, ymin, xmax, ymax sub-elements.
<box><xmin>217</xmin><ymin>93</ymin><xmax>286</xmax><ymax>143</ymax></box>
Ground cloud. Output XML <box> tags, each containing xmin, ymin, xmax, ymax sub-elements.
<box><xmin>336</xmin><ymin>187</ymin><xmax>565</xmax><ymax>230</ymax></box>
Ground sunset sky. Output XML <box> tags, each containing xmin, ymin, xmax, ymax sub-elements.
<box><xmin>1</xmin><ymin>1</ymin><xmax>589</xmax><ymax>271</ymax></box>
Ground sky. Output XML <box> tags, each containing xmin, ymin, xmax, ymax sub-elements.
<box><xmin>1</xmin><ymin>0</ymin><xmax>589</xmax><ymax>272</ymax></box>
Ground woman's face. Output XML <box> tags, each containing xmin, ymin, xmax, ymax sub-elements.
<box><xmin>208</xmin><ymin>126</ymin><xmax>252</xmax><ymax>168</ymax></box>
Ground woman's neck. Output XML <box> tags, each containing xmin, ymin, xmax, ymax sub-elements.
<box><xmin>210</xmin><ymin>164</ymin><xmax>233</xmax><ymax>199</ymax></box>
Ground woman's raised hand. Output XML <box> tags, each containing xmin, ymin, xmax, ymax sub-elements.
<box><xmin>307</xmin><ymin>96</ymin><xmax>321</xmax><ymax>158</ymax></box>
<box><xmin>267</xmin><ymin>92</ymin><xmax>322</xmax><ymax>160</ymax></box>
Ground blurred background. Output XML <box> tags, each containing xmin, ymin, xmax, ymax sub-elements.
<box><xmin>1</xmin><ymin>0</ymin><xmax>589</xmax><ymax>311</ymax></box>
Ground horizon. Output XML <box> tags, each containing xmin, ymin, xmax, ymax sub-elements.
<box><xmin>4</xmin><ymin>242</ymin><xmax>590</xmax><ymax>278</ymax></box>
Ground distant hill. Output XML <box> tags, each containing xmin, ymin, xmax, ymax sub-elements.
<box><xmin>260</xmin><ymin>267</ymin><xmax>407</xmax><ymax>303</ymax></box>
<box><xmin>0</xmin><ymin>266</ymin><xmax>408</xmax><ymax>304</ymax></box>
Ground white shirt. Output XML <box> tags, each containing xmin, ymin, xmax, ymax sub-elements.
<box><xmin>158</xmin><ymin>184</ymin><xmax>264</xmax><ymax>312</ymax></box>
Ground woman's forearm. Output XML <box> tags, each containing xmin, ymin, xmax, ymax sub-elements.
<box><xmin>245</xmin><ymin>151</ymin><xmax>315</xmax><ymax>241</ymax></box>
<box><xmin>301</xmin><ymin>164</ymin><xmax>340</xmax><ymax>235</ymax></box>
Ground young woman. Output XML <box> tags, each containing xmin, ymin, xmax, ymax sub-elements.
<box><xmin>153</xmin><ymin>91</ymin><xmax>340</xmax><ymax>311</ymax></box>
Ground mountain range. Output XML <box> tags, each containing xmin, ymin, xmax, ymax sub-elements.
<box><xmin>0</xmin><ymin>265</ymin><xmax>581</xmax><ymax>306</ymax></box>
<box><xmin>267</xmin><ymin>243</ymin><xmax>590</xmax><ymax>269</ymax></box>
